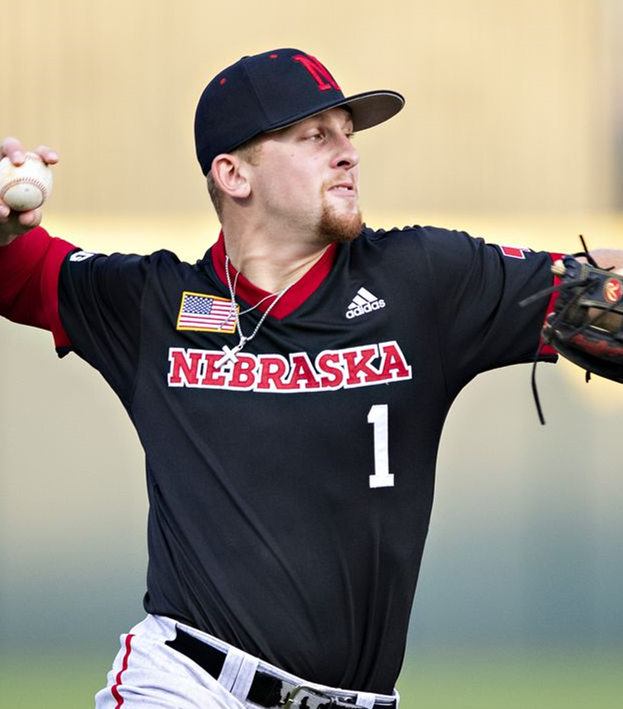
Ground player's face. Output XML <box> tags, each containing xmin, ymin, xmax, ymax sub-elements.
<box><xmin>247</xmin><ymin>108</ymin><xmax>362</xmax><ymax>245</ymax></box>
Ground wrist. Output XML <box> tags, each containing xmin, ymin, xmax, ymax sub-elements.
<box><xmin>0</xmin><ymin>233</ymin><xmax>19</xmax><ymax>247</ymax></box>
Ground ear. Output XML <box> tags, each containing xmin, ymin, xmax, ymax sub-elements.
<box><xmin>210</xmin><ymin>154</ymin><xmax>251</xmax><ymax>200</ymax></box>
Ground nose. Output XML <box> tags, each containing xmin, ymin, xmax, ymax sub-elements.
<box><xmin>331</xmin><ymin>133</ymin><xmax>359</xmax><ymax>171</ymax></box>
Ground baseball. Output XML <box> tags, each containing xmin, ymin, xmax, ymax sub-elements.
<box><xmin>0</xmin><ymin>151</ymin><xmax>53</xmax><ymax>211</ymax></box>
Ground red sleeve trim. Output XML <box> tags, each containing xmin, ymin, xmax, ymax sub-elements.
<box><xmin>540</xmin><ymin>252</ymin><xmax>565</xmax><ymax>356</ymax></box>
<box><xmin>0</xmin><ymin>226</ymin><xmax>77</xmax><ymax>348</ymax></box>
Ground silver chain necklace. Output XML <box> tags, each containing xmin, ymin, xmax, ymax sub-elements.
<box><xmin>215</xmin><ymin>255</ymin><xmax>293</xmax><ymax>368</ymax></box>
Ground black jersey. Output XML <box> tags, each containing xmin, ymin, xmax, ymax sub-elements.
<box><xmin>57</xmin><ymin>225</ymin><xmax>557</xmax><ymax>694</ymax></box>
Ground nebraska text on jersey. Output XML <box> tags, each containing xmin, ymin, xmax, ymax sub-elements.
<box><xmin>167</xmin><ymin>341</ymin><xmax>412</xmax><ymax>393</ymax></box>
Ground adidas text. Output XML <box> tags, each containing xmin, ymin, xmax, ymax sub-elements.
<box><xmin>346</xmin><ymin>299</ymin><xmax>386</xmax><ymax>319</ymax></box>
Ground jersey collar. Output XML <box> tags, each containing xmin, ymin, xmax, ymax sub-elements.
<box><xmin>210</xmin><ymin>231</ymin><xmax>337</xmax><ymax>320</ymax></box>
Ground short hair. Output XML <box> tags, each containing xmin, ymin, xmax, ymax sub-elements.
<box><xmin>206</xmin><ymin>136</ymin><xmax>264</xmax><ymax>220</ymax></box>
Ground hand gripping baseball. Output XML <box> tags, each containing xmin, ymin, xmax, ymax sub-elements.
<box><xmin>0</xmin><ymin>137</ymin><xmax>58</xmax><ymax>245</ymax></box>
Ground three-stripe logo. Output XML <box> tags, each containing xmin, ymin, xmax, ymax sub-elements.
<box><xmin>346</xmin><ymin>287</ymin><xmax>386</xmax><ymax>319</ymax></box>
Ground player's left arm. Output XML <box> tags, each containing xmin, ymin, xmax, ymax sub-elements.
<box><xmin>586</xmin><ymin>249</ymin><xmax>623</xmax><ymax>273</ymax></box>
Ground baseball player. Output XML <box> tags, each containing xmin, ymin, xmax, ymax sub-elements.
<box><xmin>1</xmin><ymin>48</ymin><xmax>622</xmax><ymax>709</ymax></box>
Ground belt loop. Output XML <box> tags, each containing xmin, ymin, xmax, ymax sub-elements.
<box><xmin>355</xmin><ymin>692</ymin><xmax>376</xmax><ymax>709</ymax></box>
<box><xmin>230</xmin><ymin>654</ymin><xmax>260</xmax><ymax>703</ymax></box>
<box><xmin>217</xmin><ymin>647</ymin><xmax>245</xmax><ymax>692</ymax></box>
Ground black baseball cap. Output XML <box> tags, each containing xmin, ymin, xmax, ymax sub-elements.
<box><xmin>194</xmin><ymin>48</ymin><xmax>405</xmax><ymax>175</ymax></box>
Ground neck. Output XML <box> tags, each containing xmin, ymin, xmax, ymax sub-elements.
<box><xmin>221</xmin><ymin>222</ymin><xmax>329</xmax><ymax>293</ymax></box>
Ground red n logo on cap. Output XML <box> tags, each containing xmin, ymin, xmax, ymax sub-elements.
<box><xmin>292</xmin><ymin>54</ymin><xmax>341</xmax><ymax>91</ymax></box>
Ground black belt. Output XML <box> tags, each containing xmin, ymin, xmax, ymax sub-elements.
<box><xmin>165</xmin><ymin>628</ymin><xmax>396</xmax><ymax>709</ymax></box>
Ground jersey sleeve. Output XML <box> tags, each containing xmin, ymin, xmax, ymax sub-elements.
<box><xmin>418</xmin><ymin>226</ymin><xmax>560</xmax><ymax>391</ymax></box>
<box><xmin>58</xmin><ymin>248</ymin><xmax>150</xmax><ymax>406</ymax></box>
<box><xmin>0</xmin><ymin>226</ymin><xmax>77</xmax><ymax>347</ymax></box>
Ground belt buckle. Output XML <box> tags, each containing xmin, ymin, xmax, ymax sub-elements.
<box><xmin>284</xmin><ymin>685</ymin><xmax>332</xmax><ymax>708</ymax></box>
<box><xmin>283</xmin><ymin>684</ymin><xmax>363</xmax><ymax>709</ymax></box>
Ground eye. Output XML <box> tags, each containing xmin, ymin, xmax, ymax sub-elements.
<box><xmin>305</xmin><ymin>131</ymin><xmax>324</xmax><ymax>142</ymax></box>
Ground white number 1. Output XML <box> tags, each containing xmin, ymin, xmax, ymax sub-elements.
<box><xmin>367</xmin><ymin>405</ymin><xmax>395</xmax><ymax>488</ymax></box>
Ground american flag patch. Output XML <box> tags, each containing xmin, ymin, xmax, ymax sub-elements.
<box><xmin>176</xmin><ymin>292</ymin><xmax>238</xmax><ymax>333</ymax></box>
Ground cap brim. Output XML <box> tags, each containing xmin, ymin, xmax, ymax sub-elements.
<box><xmin>266</xmin><ymin>89</ymin><xmax>405</xmax><ymax>134</ymax></box>
<box><xmin>340</xmin><ymin>90</ymin><xmax>406</xmax><ymax>131</ymax></box>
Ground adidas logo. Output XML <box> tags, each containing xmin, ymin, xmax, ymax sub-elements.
<box><xmin>346</xmin><ymin>287</ymin><xmax>386</xmax><ymax>319</ymax></box>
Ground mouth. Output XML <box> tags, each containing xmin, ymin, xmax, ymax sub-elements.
<box><xmin>327</xmin><ymin>182</ymin><xmax>357</xmax><ymax>197</ymax></box>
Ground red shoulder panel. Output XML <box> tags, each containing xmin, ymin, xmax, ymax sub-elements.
<box><xmin>0</xmin><ymin>226</ymin><xmax>77</xmax><ymax>347</ymax></box>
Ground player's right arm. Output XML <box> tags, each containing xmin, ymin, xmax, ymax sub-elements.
<box><xmin>0</xmin><ymin>136</ymin><xmax>58</xmax><ymax>244</ymax></box>
<box><xmin>0</xmin><ymin>136</ymin><xmax>76</xmax><ymax>343</ymax></box>
<box><xmin>2</xmin><ymin>137</ymin><xmax>151</xmax><ymax>402</ymax></box>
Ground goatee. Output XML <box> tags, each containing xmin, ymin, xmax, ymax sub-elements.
<box><xmin>316</xmin><ymin>201</ymin><xmax>363</xmax><ymax>245</ymax></box>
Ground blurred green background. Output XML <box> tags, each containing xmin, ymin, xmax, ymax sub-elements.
<box><xmin>2</xmin><ymin>1</ymin><xmax>623</xmax><ymax>707</ymax></box>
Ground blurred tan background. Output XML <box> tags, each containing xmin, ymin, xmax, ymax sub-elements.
<box><xmin>1</xmin><ymin>1</ymin><xmax>623</xmax><ymax>707</ymax></box>
<box><xmin>1</xmin><ymin>0</ymin><xmax>621</xmax><ymax>217</ymax></box>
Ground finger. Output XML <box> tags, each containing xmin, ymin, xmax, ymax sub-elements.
<box><xmin>1</xmin><ymin>136</ymin><xmax>26</xmax><ymax>165</ymax></box>
<box><xmin>0</xmin><ymin>208</ymin><xmax>41</xmax><ymax>226</ymax></box>
<box><xmin>34</xmin><ymin>144</ymin><xmax>59</xmax><ymax>165</ymax></box>
<box><xmin>0</xmin><ymin>208</ymin><xmax>42</xmax><ymax>228</ymax></box>
<box><xmin>0</xmin><ymin>209</ymin><xmax>40</xmax><ymax>243</ymax></box>
<box><xmin>17</xmin><ymin>207</ymin><xmax>42</xmax><ymax>228</ymax></box>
